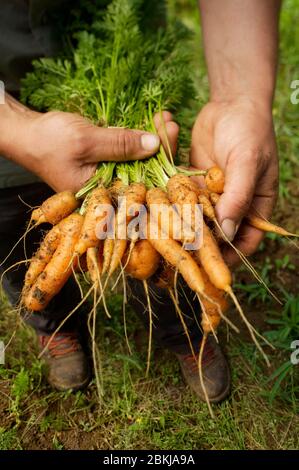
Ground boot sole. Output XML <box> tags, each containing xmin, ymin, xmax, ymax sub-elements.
<box><xmin>48</xmin><ymin>374</ymin><xmax>90</xmax><ymax>392</ymax></box>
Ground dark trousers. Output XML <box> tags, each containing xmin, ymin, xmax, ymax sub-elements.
<box><xmin>0</xmin><ymin>183</ymin><xmax>202</xmax><ymax>354</ymax></box>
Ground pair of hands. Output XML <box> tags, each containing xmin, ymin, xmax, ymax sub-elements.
<box><xmin>22</xmin><ymin>98</ymin><xmax>278</xmax><ymax>265</ymax></box>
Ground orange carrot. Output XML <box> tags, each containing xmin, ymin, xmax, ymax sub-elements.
<box><xmin>86</xmin><ymin>245</ymin><xmax>103</xmax><ymax>283</ymax></box>
<box><xmin>102</xmin><ymin>238</ymin><xmax>114</xmax><ymax>275</ymax></box>
<box><xmin>30</xmin><ymin>191</ymin><xmax>79</xmax><ymax>226</ymax></box>
<box><xmin>108</xmin><ymin>238</ymin><xmax>128</xmax><ymax>276</ymax></box>
<box><xmin>124</xmin><ymin>239</ymin><xmax>160</xmax><ymax>280</ymax></box>
<box><xmin>24</xmin><ymin>224</ymin><xmax>61</xmax><ymax>290</ymax></box>
<box><xmin>147</xmin><ymin>219</ymin><xmax>205</xmax><ymax>294</ymax></box>
<box><xmin>196</xmin><ymin>259</ymin><xmax>230</xmax><ymax>418</ymax></box>
<box><xmin>167</xmin><ymin>175</ymin><xmax>202</xmax><ymax>237</ymax></box>
<box><xmin>205</xmin><ymin>166</ymin><xmax>225</xmax><ymax>194</ymax></box>
<box><xmin>195</xmin><ymin>221</ymin><xmax>232</xmax><ymax>291</ymax></box>
<box><xmin>108</xmin><ymin>183</ymin><xmax>147</xmax><ymax>276</ymax></box>
<box><xmin>24</xmin><ymin>213</ymin><xmax>83</xmax><ymax>311</ymax></box>
<box><xmin>108</xmin><ymin>179</ymin><xmax>125</xmax><ymax>200</ymax></box>
<box><xmin>209</xmin><ymin>190</ymin><xmax>298</xmax><ymax>237</ymax></box>
<box><xmin>198</xmin><ymin>193</ymin><xmax>216</xmax><ymax>221</ymax></box>
<box><xmin>167</xmin><ymin>175</ymin><xmax>232</xmax><ymax>293</ymax></box>
<box><xmin>209</xmin><ymin>192</ymin><xmax>220</xmax><ymax>205</ymax></box>
<box><xmin>147</xmin><ymin>187</ymin><xmax>194</xmax><ymax>243</ymax></box>
<box><xmin>167</xmin><ymin>174</ymin><xmax>199</xmax><ymax>206</ymax></box>
<box><xmin>75</xmin><ymin>186</ymin><xmax>112</xmax><ymax>256</ymax></box>
<box><xmin>86</xmin><ymin>244</ymin><xmax>111</xmax><ymax>319</ymax></box>
<box><xmin>198</xmin><ymin>266</ymin><xmax>228</xmax><ymax>333</ymax></box>
<box><xmin>247</xmin><ymin>215</ymin><xmax>299</xmax><ymax>237</ymax></box>
<box><xmin>86</xmin><ymin>247</ymin><xmax>98</xmax><ymax>284</ymax></box>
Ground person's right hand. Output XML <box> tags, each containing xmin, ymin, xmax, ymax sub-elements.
<box><xmin>1</xmin><ymin>94</ymin><xmax>179</xmax><ymax>192</ymax></box>
<box><xmin>18</xmin><ymin>110</ymin><xmax>165</xmax><ymax>193</ymax></box>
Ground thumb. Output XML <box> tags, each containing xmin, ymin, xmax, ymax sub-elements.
<box><xmin>87</xmin><ymin>126</ymin><xmax>160</xmax><ymax>162</ymax></box>
<box><xmin>215</xmin><ymin>155</ymin><xmax>257</xmax><ymax>241</ymax></box>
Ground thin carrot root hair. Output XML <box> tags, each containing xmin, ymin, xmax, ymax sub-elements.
<box><xmin>287</xmin><ymin>238</ymin><xmax>299</xmax><ymax>251</ymax></box>
<box><xmin>38</xmin><ymin>284</ymin><xmax>94</xmax><ymax>359</ymax></box>
<box><xmin>86</xmin><ymin>246</ymin><xmax>111</xmax><ymax>319</ymax></box>
<box><xmin>199</xmin><ymin>290</ymin><xmax>240</xmax><ymax>334</ymax></box>
<box><xmin>226</xmin><ymin>287</ymin><xmax>272</xmax><ymax>366</ymax></box>
<box><xmin>212</xmin><ymin>218</ymin><xmax>282</xmax><ymax>305</ymax></box>
<box><xmin>88</xmin><ymin>288</ymin><xmax>104</xmax><ymax>400</ymax></box>
<box><xmin>122</xmin><ymin>262</ymin><xmax>143</xmax><ymax>358</ymax></box>
<box><xmin>168</xmin><ymin>288</ymin><xmax>196</xmax><ymax>359</ymax></box>
<box><xmin>196</xmin><ymin>293</ymin><xmax>218</xmax><ymax>343</ymax></box>
<box><xmin>17</xmin><ymin>195</ymin><xmax>40</xmax><ymax>211</ymax></box>
<box><xmin>2</xmin><ymin>303</ymin><xmax>24</xmax><ymax>352</ymax></box>
<box><xmin>180</xmin><ymin>284</ymin><xmax>202</xmax><ymax>333</ymax></box>
<box><xmin>76</xmin><ymin>255</ymin><xmax>90</xmax><ymax>284</ymax></box>
<box><xmin>111</xmin><ymin>239</ymin><xmax>137</xmax><ymax>291</ymax></box>
<box><xmin>198</xmin><ymin>334</ymin><xmax>215</xmax><ymax>419</ymax></box>
<box><xmin>143</xmin><ymin>280</ymin><xmax>153</xmax><ymax>377</ymax></box>
<box><xmin>23</xmin><ymin>220</ymin><xmax>32</xmax><ymax>261</ymax></box>
<box><xmin>179</xmin><ymin>279</ymin><xmax>197</xmax><ymax>317</ymax></box>
<box><xmin>198</xmin><ymin>193</ymin><xmax>282</xmax><ymax>305</ymax></box>
<box><xmin>173</xmin><ymin>266</ymin><xmax>180</xmax><ymax>304</ymax></box>
<box><xmin>0</xmin><ymin>259</ymin><xmax>31</xmax><ymax>290</ymax></box>
<box><xmin>71</xmin><ymin>262</ymin><xmax>84</xmax><ymax>300</ymax></box>
<box><xmin>122</xmin><ymin>274</ymin><xmax>132</xmax><ymax>355</ymax></box>
<box><xmin>98</xmin><ymin>274</ymin><xmax>111</xmax><ymax>319</ymax></box>
<box><xmin>143</xmin><ymin>279</ymin><xmax>162</xmax><ymax>306</ymax></box>
<box><xmin>0</xmin><ymin>223</ymin><xmax>36</xmax><ymax>268</ymax></box>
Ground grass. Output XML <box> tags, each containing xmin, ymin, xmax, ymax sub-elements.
<box><xmin>0</xmin><ymin>297</ymin><xmax>299</xmax><ymax>450</ymax></box>
<box><xmin>0</xmin><ymin>0</ymin><xmax>299</xmax><ymax>450</ymax></box>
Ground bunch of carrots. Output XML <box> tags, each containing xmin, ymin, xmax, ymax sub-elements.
<box><xmin>16</xmin><ymin>159</ymin><xmax>297</xmax><ymax>414</ymax></box>
<box><xmin>10</xmin><ymin>0</ymin><xmax>298</xmax><ymax>414</ymax></box>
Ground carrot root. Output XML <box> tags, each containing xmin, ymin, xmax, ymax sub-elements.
<box><xmin>247</xmin><ymin>215</ymin><xmax>299</xmax><ymax>237</ymax></box>
<box><xmin>198</xmin><ymin>334</ymin><xmax>215</xmax><ymax>419</ymax></box>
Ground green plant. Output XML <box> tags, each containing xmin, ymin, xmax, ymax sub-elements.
<box><xmin>274</xmin><ymin>254</ymin><xmax>295</xmax><ymax>272</ymax></box>
<box><xmin>10</xmin><ymin>368</ymin><xmax>30</xmax><ymax>425</ymax></box>
<box><xmin>264</xmin><ymin>292</ymin><xmax>299</xmax><ymax>404</ymax></box>
<box><xmin>235</xmin><ymin>261</ymin><xmax>274</xmax><ymax>304</ymax></box>
<box><xmin>266</xmin><ymin>292</ymin><xmax>299</xmax><ymax>349</ymax></box>
<box><xmin>0</xmin><ymin>427</ymin><xmax>22</xmax><ymax>450</ymax></box>
<box><xmin>21</xmin><ymin>0</ymin><xmax>196</xmax><ymax>195</ymax></box>
<box><xmin>52</xmin><ymin>434</ymin><xmax>64</xmax><ymax>450</ymax></box>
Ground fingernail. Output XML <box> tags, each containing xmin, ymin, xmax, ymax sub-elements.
<box><xmin>141</xmin><ymin>134</ymin><xmax>160</xmax><ymax>152</ymax></box>
<box><xmin>221</xmin><ymin>219</ymin><xmax>237</xmax><ymax>241</ymax></box>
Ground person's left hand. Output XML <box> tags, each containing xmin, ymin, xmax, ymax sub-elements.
<box><xmin>190</xmin><ymin>97</ymin><xmax>279</xmax><ymax>265</ymax></box>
